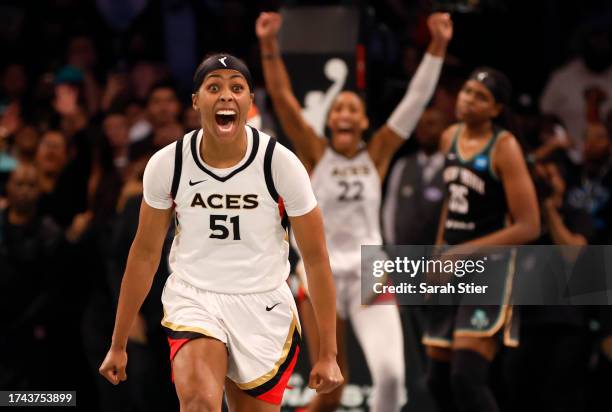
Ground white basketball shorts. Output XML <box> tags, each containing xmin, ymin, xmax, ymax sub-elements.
<box><xmin>161</xmin><ymin>273</ymin><xmax>301</xmax><ymax>405</ymax></box>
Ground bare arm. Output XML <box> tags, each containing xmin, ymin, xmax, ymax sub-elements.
<box><xmin>290</xmin><ymin>206</ymin><xmax>337</xmax><ymax>360</ymax></box>
<box><xmin>100</xmin><ymin>201</ymin><xmax>173</xmax><ymax>384</ymax></box>
<box><xmin>463</xmin><ymin>134</ymin><xmax>541</xmax><ymax>246</ymax></box>
<box><xmin>368</xmin><ymin>13</ymin><xmax>452</xmax><ymax>178</ymax></box>
<box><xmin>256</xmin><ymin>12</ymin><xmax>326</xmax><ymax>170</ymax></box>
<box><xmin>290</xmin><ymin>206</ymin><xmax>342</xmax><ymax>393</ymax></box>
<box><xmin>435</xmin><ymin>200</ymin><xmax>449</xmax><ymax>246</ymax></box>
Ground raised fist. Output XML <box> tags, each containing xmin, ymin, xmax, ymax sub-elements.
<box><xmin>427</xmin><ymin>12</ymin><xmax>453</xmax><ymax>44</ymax></box>
<box><xmin>256</xmin><ymin>12</ymin><xmax>282</xmax><ymax>40</ymax></box>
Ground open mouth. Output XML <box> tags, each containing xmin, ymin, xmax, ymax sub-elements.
<box><xmin>335</xmin><ymin>121</ymin><xmax>354</xmax><ymax>134</ymax></box>
<box><xmin>335</xmin><ymin>125</ymin><xmax>355</xmax><ymax>139</ymax></box>
<box><xmin>215</xmin><ymin>109</ymin><xmax>237</xmax><ymax>133</ymax></box>
<box><xmin>334</xmin><ymin>126</ymin><xmax>355</xmax><ymax>147</ymax></box>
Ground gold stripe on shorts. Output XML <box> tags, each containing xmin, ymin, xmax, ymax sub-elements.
<box><xmin>236</xmin><ymin>313</ymin><xmax>299</xmax><ymax>390</ymax></box>
<box><xmin>161</xmin><ymin>310</ymin><xmax>217</xmax><ymax>339</ymax></box>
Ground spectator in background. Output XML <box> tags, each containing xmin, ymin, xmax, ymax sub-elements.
<box><xmin>12</xmin><ymin>125</ymin><xmax>40</xmax><ymax>164</ymax></box>
<box><xmin>35</xmin><ymin>128</ymin><xmax>91</xmax><ymax>230</ymax></box>
<box><xmin>53</xmin><ymin>67</ymin><xmax>90</xmax><ymax>139</ymax></box>
<box><xmin>0</xmin><ymin>102</ymin><xmax>22</xmax><ymax>198</ymax></box>
<box><xmin>102</xmin><ymin>110</ymin><xmax>131</xmax><ymax>176</ymax></box>
<box><xmin>101</xmin><ymin>65</ymin><xmax>130</xmax><ymax>114</ymax></box>
<box><xmin>540</xmin><ymin>24</ymin><xmax>612</xmax><ymax>162</ymax></box>
<box><xmin>0</xmin><ymin>163</ymin><xmax>63</xmax><ymax>389</ymax></box>
<box><xmin>563</xmin><ymin>121</ymin><xmax>612</xmax><ymax>243</ymax></box>
<box><xmin>66</xmin><ymin>34</ymin><xmax>102</xmax><ymax>116</ymax></box>
<box><xmin>101</xmin><ymin>60</ymin><xmax>164</xmax><ymax>121</ymax></box>
<box><xmin>123</xmin><ymin>98</ymin><xmax>151</xmax><ymax>144</ymax></box>
<box><xmin>0</xmin><ymin>121</ymin><xmax>39</xmax><ymax>205</ymax></box>
<box><xmin>383</xmin><ymin>106</ymin><xmax>448</xmax><ymax>246</ymax></box>
<box><xmin>539</xmin><ymin>161</ymin><xmax>593</xmax><ymax>245</ymax></box>
<box><xmin>1</xmin><ymin>63</ymin><xmax>29</xmax><ymax>104</ymax></box>
<box><xmin>36</xmin><ymin>130</ymin><xmax>69</xmax><ymax>223</ymax></box>
<box><xmin>86</xmin><ymin>132</ymin><xmax>123</xmax><ymax>224</ymax></box>
<box><xmin>129</xmin><ymin>81</ymin><xmax>183</xmax><ymax>161</ymax></box>
<box><xmin>129</xmin><ymin>60</ymin><xmax>166</xmax><ymax>102</ymax></box>
<box><xmin>527</xmin><ymin>115</ymin><xmax>572</xmax><ymax>167</ymax></box>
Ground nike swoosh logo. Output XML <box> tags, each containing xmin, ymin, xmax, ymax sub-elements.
<box><xmin>189</xmin><ymin>179</ymin><xmax>207</xmax><ymax>186</ymax></box>
<box><xmin>266</xmin><ymin>303</ymin><xmax>281</xmax><ymax>311</ymax></box>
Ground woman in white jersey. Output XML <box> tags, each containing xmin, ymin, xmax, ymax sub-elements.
<box><xmin>257</xmin><ymin>12</ymin><xmax>452</xmax><ymax>412</ymax></box>
<box><xmin>99</xmin><ymin>53</ymin><xmax>343</xmax><ymax>411</ymax></box>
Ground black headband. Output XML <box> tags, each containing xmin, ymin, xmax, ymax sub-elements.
<box><xmin>468</xmin><ymin>67</ymin><xmax>512</xmax><ymax>105</ymax></box>
<box><xmin>192</xmin><ymin>54</ymin><xmax>253</xmax><ymax>93</ymax></box>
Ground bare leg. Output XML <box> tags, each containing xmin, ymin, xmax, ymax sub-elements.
<box><xmin>173</xmin><ymin>337</ymin><xmax>228</xmax><ymax>412</ymax></box>
<box><xmin>225</xmin><ymin>378</ymin><xmax>281</xmax><ymax>412</ymax></box>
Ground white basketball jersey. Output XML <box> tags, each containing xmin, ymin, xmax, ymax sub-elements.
<box><xmin>168</xmin><ymin>127</ymin><xmax>291</xmax><ymax>293</ymax></box>
<box><xmin>311</xmin><ymin>147</ymin><xmax>383</xmax><ymax>276</ymax></box>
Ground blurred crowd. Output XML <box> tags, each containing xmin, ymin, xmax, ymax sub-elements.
<box><xmin>1</xmin><ymin>1</ymin><xmax>611</xmax><ymax>411</ymax></box>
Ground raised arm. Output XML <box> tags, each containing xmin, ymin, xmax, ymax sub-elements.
<box><xmin>256</xmin><ymin>12</ymin><xmax>326</xmax><ymax>170</ymax></box>
<box><xmin>368</xmin><ymin>12</ymin><xmax>453</xmax><ymax>178</ymax></box>
<box><xmin>99</xmin><ymin>201</ymin><xmax>173</xmax><ymax>384</ymax></box>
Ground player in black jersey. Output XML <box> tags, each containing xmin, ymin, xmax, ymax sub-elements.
<box><xmin>422</xmin><ymin>68</ymin><xmax>540</xmax><ymax>412</ymax></box>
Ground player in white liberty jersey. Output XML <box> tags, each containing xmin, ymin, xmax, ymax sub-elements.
<box><xmin>258</xmin><ymin>12</ymin><xmax>452</xmax><ymax>412</ymax></box>
<box><xmin>99</xmin><ymin>53</ymin><xmax>343</xmax><ymax>411</ymax></box>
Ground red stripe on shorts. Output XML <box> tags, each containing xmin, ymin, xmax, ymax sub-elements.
<box><xmin>256</xmin><ymin>345</ymin><xmax>300</xmax><ymax>405</ymax></box>
<box><xmin>167</xmin><ymin>337</ymin><xmax>191</xmax><ymax>382</ymax></box>
<box><xmin>168</xmin><ymin>337</ymin><xmax>190</xmax><ymax>361</ymax></box>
